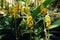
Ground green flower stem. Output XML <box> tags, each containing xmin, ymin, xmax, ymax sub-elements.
<box><xmin>43</xmin><ymin>19</ymin><xmax>46</xmax><ymax>40</ymax></box>
<box><xmin>14</xmin><ymin>18</ymin><xmax>18</xmax><ymax>40</ymax></box>
<box><xmin>45</xmin><ymin>28</ymin><xmax>50</xmax><ymax>40</ymax></box>
<box><xmin>47</xmin><ymin>28</ymin><xmax>50</xmax><ymax>40</ymax></box>
<box><xmin>30</xmin><ymin>29</ymin><xmax>32</xmax><ymax>40</ymax></box>
<box><xmin>43</xmin><ymin>19</ymin><xmax>50</xmax><ymax>40</ymax></box>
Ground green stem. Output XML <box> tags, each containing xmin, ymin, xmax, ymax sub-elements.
<box><xmin>43</xmin><ymin>19</ymin><xmax>46</xmax><ymax>40</ymax></box>
<box><xmin>14</xmin><ymin>18</ymin><xmax>18</xmax><ymax>40</ymax></box>
<box><xmin>45</xmin><ymin>28</ymin><xmax>50</xmax><ymax>40</ymax></box>
<box><xmin>30</xmin><ymin>29</ymin><xmax>32</xmax><ymax>40</ymax></box>
<box><xmin>35</xmin><ymin>0</ymin><xmax>37</xmax><ymax>8</ymax></box>
<box><xmin>47</xmin><ymin>28</ymin><xmax>49</xmax><ymax>40</ymax></box>
<box><xmin>43</xmin><ymin>19</ymin><xmax>50</xmax><ymax>40</ymax></box>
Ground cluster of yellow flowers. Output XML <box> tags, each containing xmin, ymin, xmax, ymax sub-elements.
<box><xmin>27</xmin><ymin>15</ymin><xmax>34</xmax><ymax>29</ymax></box>
<box><xmin>45</xmin><ymin>14</ymin><xmax>51</xmax><ymax>27</ymax></box>
<box><xmin>9</xmin><ymin>4</ymin><xmax>19</xmax><ymax>18</ymax></box>
<box><xmin>21</xmin><ymin>3</ymin><xmax>29</xmax><ymax>15</ymax></box>
<box><xmin>40</xmin><ymin>5</ymin><xmax>47</xmax><ymax>15</ymax></box>
<box><xmin>40</xmin><ymin>5</ymin><xmax>51</xmax><ymax>27</ymax></box>
<box><xmin>13</xmin><ymin>4</ymin><xmax>19</xmax><ymax>13</ymax></box>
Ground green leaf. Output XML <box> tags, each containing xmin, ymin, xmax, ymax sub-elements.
<box><xmin>49</xmin><ymin>19</ymin><xmax>60</xmax><ymax>29</ymax></box>
<box><xmin>43</xmin><ymin>0</ymin><xmax>54</xmax><ymax>7</ymax></box>
<box><xmin>35</xmin><ymin>14</ymin><xmax>44</xmax><ymax>25</ymax></box>
<box><xmin>31</xmin><ymin>5</ymin><xmax>40</xmax><ymax>19</ymax></box>
<box><xmin>31</xmin><ymin>0</ymin><xmax>54</xmax><ymax>19</ymax></box>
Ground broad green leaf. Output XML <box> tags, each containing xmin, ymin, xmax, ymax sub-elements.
<box><xmin>49</xmin><ymin>19</ymin><xmax>60</xmax><ymax>29</ymax></box>
<box><xmin>31</xmin><ymin>0</ymin><xmax>54</xmax><ymax>19</ymax></box>
<box><xmin>31</xmin><ymin>5</ymin><xmax>40</xmax><ymax>19</ymax></box>
<box><xmin>43</xmin><ymin>0</ymin><xmax>54</xmax><ymax>7</ymax></box>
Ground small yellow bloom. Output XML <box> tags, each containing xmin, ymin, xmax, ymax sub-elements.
<box><xmin>13</xmin><ymin>8</ymin><xmax>17</xmax><ymax>13</ymax></box>
<box><xmin>21</xmin><ymin>7</ymin><xmax>25</xmax><ymax>12</ymax></box>
<box><xmin>40</xmin><ymin>5</ymin><xmax>47</xmax><ymax>14</ymax></box>
<box><xmin>12</xmin><ymin>8</ymin><xmax>18</xmax><ymax>18</ymax></box>
<box><xmin>21</xmin><ymin>7</ymin><xmax>25</xmax><ymax>16</ymax></box>
<box><xmin>27</xmin><ymin>16</ymin><xmax>32</xmax><ymax>22</ymax></box>
<box><xmin>45</xmin><ymin>14</ymin><xmax>51</xmax><ymax>27</ymax></box>
<box><xmin>27</xmin><ymin>16</ymin><xmax>34</xmax><ymax>28</ymax></box>
<box><xmin>28</xmin><ymin>20</ymin><xmax>34</xmax><ymax>27</ymax></box>
<box><xmin>15</xmin><ymin>4</ymin><xmax>19</xmax><ymax>10</ymax></box>
<box><xmin>25</xmin><ymin>3</ymin><xmax>29</xmax><ymax>13</ymax></box>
